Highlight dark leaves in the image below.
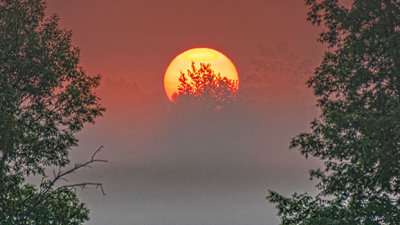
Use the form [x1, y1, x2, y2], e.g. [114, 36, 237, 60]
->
[0, 0, 104, 224]
[172, 62, 239, 111]
[270, 0, 400, 224]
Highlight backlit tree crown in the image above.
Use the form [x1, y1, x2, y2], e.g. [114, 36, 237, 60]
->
[172, 62, 239, 110]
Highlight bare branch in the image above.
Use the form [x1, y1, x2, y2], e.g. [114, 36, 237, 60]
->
[59, 182, 106, 196]
[45, 146, 107, 192]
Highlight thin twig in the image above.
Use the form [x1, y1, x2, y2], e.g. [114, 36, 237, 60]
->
[59, 182, 106, 196]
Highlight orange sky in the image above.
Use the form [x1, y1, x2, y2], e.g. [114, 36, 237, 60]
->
[47, 0, 323, 92]
[45, 1, 325, 224]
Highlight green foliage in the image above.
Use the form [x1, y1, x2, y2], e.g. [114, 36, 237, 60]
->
[0, 0, 104, 223]
[268, 0, 400, 224]
[1, 180, 89, 225]
[172, 62, 239, 110]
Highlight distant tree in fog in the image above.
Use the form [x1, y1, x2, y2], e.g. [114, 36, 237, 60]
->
[242, 42, 314, 105]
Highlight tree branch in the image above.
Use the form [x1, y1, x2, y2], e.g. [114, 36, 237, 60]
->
[59, 182, 106, 196]
[17, 146, 107, 222]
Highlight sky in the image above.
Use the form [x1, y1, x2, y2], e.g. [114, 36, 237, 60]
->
[45, 0, 326, 224]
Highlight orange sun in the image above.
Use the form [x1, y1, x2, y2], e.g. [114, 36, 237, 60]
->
[164, 48, 239, 101]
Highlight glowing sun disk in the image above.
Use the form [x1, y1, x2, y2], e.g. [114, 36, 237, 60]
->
[164, 48, 239, 101]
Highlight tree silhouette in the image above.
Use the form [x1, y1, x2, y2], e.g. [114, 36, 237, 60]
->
[268, 0, 400, 224]
[172, 62, 239, 110]
[0, 0, 105, 223]
[243, 43, 314, 106]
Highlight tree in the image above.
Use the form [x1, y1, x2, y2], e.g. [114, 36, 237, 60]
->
[244, 43, 313, 104]
[0, 0, 105, 223]
[172, 62, 239, 110]
[267, 0, 400, 224]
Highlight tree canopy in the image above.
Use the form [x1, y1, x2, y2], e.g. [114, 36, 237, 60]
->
[172, 62, 239, 110]
[268, 0, 400, 224]
[0, 0, 104, 223]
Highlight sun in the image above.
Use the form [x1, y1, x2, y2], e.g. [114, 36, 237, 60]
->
[164, 48, 239, 101]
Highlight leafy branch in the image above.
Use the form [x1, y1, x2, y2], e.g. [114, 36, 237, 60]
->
[17, 146, 107, 222]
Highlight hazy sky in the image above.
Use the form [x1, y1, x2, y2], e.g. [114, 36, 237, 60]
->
[45, 1, 326, 224]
